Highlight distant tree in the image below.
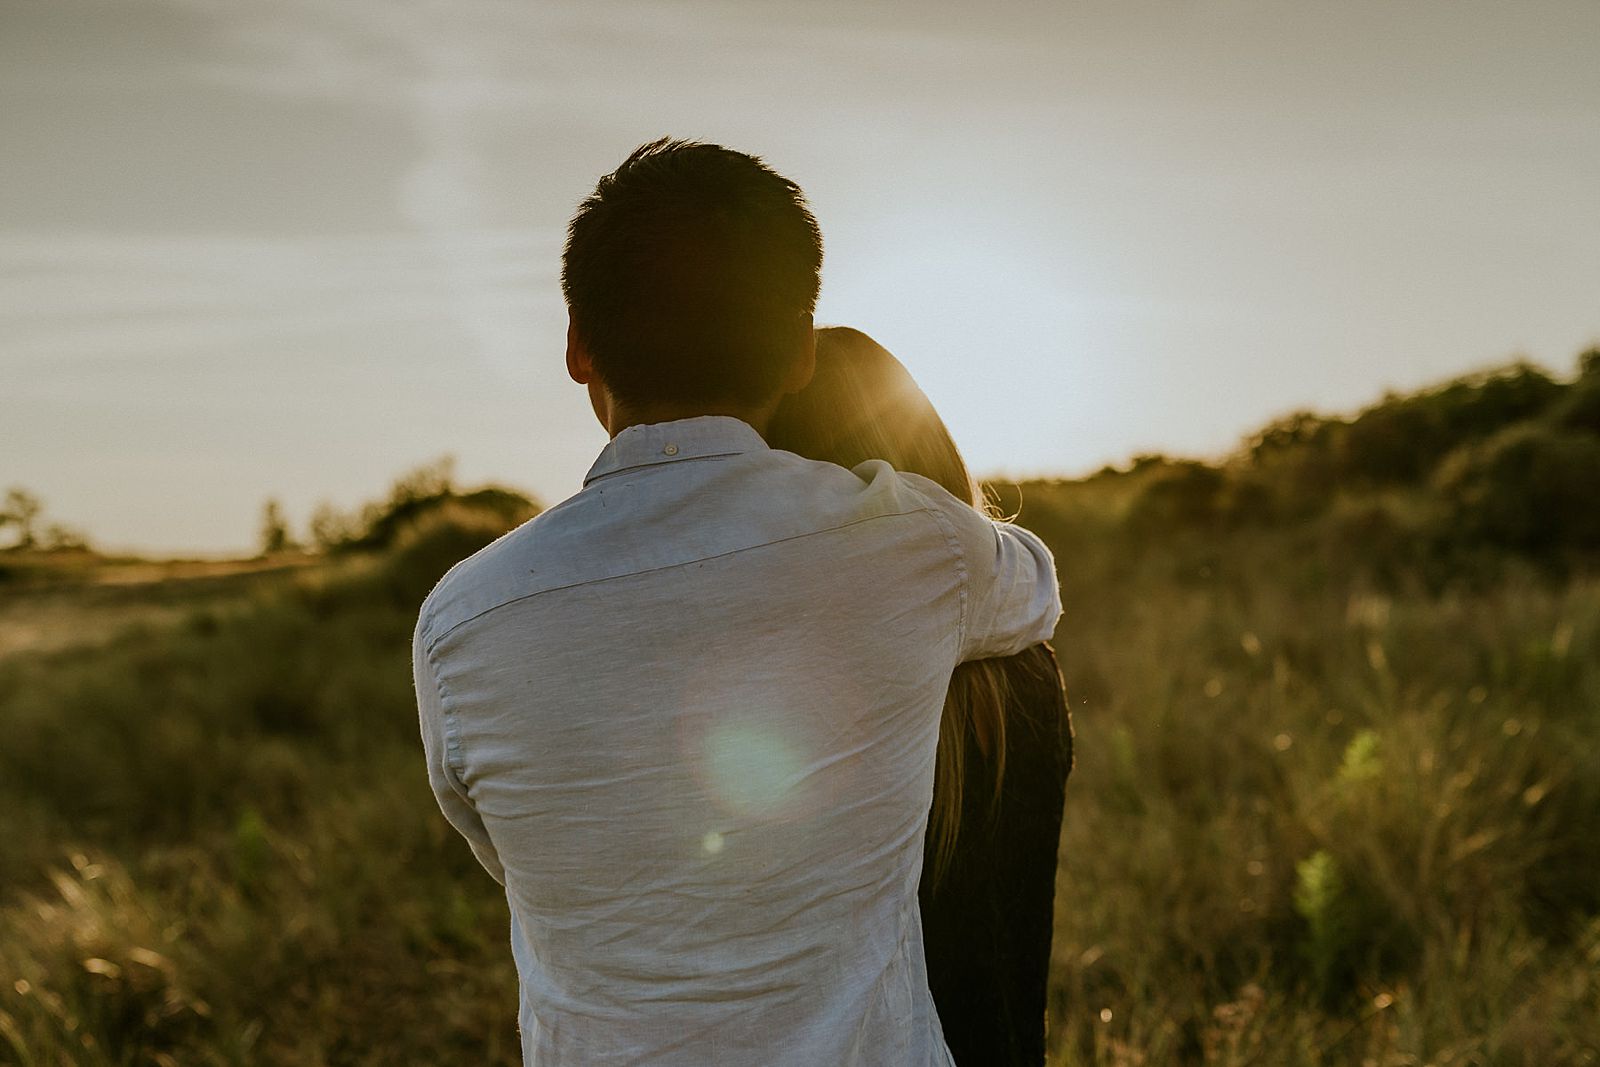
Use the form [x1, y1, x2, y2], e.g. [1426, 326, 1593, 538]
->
[1338, 393, 1443, 485]
[1433, 362, 1562, 439]
[386, 456, 456, 506]
[1245, 410, 1345, 519]
[1337, 364, 1564, 486]
[1553, 347, 1600, 436]
[259, 498, 296, 555]
[42, 523, 89, 551]
[1124, 461, 1227, 534]
[309, 502, 359, 553]
[1247, 410, 1337, 459]
[306, 460, 536, 556]
[348, 457, 463, 551]
[0, 488, 44, 550]
[1435, 424, 1600, 554]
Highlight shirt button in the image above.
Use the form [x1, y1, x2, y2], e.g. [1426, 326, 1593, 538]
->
[662, 444, 679, 456]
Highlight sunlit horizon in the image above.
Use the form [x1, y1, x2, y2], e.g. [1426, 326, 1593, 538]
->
[5, 0, 1598, 556]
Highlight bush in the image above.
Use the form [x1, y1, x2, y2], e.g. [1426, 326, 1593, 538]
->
[1123, 461, 1227, 534]
[368, 502, 523, 608]
[1435, 424, 1600, 555]
[310, 458, 538, 555]
[1337, 364, 1564, 487]
[1338, 397, 1440, 485]
[1552, 347, 1600, 436]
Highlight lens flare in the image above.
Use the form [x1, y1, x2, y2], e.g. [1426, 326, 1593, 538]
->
[702, 721, 804, 818]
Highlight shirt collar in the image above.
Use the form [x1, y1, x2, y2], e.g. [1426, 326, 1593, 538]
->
[583, 415, 770, 486]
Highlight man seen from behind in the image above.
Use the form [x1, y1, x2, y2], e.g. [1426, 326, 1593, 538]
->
[413, 138, 1062, 1066]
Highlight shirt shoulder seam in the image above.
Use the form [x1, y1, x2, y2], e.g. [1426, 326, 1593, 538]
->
[417, 608, 470, 780]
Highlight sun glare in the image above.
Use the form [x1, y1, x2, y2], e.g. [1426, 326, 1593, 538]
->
[701, 720, 806, 819]
[817, 210, 1100, 475]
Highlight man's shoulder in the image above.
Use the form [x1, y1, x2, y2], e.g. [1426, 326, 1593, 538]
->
[851, 463, 975, 518]
[414, 502, 570, 648]
[738, 452, 975, 548]
[415, 452, 966, 648]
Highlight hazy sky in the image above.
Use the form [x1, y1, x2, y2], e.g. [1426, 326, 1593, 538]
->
[5, 0, 1598, 554]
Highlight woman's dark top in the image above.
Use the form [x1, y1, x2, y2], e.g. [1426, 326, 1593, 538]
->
[918, 643, 1073, 1067]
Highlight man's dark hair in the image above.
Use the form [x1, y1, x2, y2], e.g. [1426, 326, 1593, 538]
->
[561, 138, 823, 408]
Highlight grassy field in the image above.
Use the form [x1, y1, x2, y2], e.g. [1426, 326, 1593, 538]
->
[3, 358, 1598, 1064]
[1024, 483, 1600, 1065]
[1, 502, 1595, 1066]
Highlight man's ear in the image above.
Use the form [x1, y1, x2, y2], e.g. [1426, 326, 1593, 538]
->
[568, 315, 615, 434]
[566, 316, 596, 385]
[781, 316, 816, 396]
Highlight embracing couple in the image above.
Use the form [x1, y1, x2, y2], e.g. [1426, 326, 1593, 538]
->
[413, 139, 1072, 1066]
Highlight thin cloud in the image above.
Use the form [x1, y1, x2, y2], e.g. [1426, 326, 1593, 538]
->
[1, 231, 554, 370]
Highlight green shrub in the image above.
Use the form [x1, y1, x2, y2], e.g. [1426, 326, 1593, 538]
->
[1123, 461, 1227, 534]
[1435, 424, 1600, 554]
[1552, 347, 1600, 435]
[310, 456, 538, 556]
[1335, 364, 1565, 489]
[1293, 849, 1350, 999]
[318, 500, 529, 613]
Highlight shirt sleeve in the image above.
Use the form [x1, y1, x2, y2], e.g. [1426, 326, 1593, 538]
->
[414, 613, 506, 886]
[899, 473, 1062, 662]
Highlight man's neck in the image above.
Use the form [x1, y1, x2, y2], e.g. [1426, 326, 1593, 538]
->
[604, 399, 777, 440]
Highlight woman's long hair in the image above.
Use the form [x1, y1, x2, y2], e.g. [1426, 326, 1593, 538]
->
[767, 326, 1011, 885]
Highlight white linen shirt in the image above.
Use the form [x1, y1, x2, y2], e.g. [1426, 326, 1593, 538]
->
[414, 416, 1061, 1066]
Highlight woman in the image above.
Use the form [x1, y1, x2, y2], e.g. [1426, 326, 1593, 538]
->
[767, 326, 1074, 1066]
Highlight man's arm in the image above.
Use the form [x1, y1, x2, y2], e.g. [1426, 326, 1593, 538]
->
[414, 616, 506, 886]
[900, 473, 1062, 662]
[959, 513, 1061, 661]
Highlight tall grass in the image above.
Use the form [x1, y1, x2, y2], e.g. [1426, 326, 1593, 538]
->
[1, 489, 1596, 1064]
[1041, 494, 1600, 1066]
[0, 510, 523, 1066]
